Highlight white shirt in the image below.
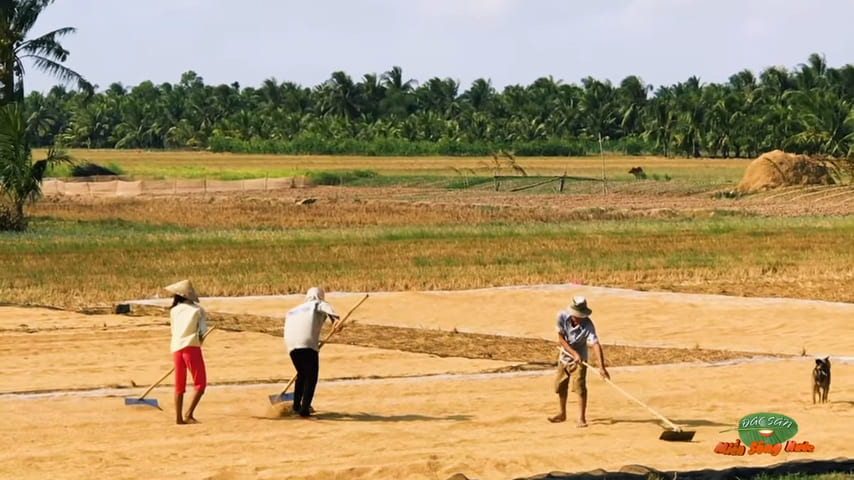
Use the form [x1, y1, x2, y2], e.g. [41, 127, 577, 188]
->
[284, 300, 338, 352]
[170, 301, 207, 352]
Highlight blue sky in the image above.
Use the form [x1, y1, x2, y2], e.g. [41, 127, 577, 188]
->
[26, 0, 854, 94]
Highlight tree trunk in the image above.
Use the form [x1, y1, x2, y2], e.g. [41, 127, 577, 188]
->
[0, 54, 15, 106]
[12, 198, 26, 230]
[0, 200, 27, 231]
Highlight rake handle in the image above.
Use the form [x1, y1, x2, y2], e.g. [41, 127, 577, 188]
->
[581, 360, 681, 431]
[278, 294, 369, 397]
[136, 326, 217, 400]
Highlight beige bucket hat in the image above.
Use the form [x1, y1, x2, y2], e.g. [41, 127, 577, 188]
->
[567, 295, 592, 318]
[164, 279, 200, 303]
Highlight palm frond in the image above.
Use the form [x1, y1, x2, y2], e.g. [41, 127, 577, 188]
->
[17, 28, 76, 61]
[10, 0, 56, 39]
[23, 55, 90, 91]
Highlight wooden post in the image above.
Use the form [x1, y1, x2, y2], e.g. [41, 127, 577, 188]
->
[559, 170, 566, 193]
[598, 133, 608, 195]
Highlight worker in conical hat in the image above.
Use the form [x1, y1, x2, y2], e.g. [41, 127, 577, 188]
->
[164, 279, 207, 425]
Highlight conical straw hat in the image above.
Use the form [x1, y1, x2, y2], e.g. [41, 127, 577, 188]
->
[164, 279, 200, 303]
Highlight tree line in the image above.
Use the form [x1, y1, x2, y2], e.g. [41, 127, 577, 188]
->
[23, 54, 854, 158]
[3, 0, 854, 230]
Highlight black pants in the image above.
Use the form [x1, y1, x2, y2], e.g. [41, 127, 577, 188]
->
[289, 348, 319, 417]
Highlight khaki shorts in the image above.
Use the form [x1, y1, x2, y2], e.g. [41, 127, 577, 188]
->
[554, 361, 587, 397]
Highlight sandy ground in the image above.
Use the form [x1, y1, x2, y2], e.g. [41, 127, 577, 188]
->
[1, 284, 853, 480]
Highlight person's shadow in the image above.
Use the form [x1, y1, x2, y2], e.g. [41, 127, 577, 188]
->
[317, 411, 472, 422]
[255, 411, 472, 422]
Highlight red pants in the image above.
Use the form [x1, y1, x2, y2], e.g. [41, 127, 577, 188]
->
[173, 346, 206, 394]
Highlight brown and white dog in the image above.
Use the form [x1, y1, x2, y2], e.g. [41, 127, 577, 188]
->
[812, 357, 831, 404]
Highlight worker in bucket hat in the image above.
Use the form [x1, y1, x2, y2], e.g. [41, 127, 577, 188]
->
[548, 295, 609, 427]
[283, 287, 340, 418]
[164, 279, 208, 425]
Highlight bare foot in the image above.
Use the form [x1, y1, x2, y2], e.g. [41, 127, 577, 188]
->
[576, 421, 588, 428]
[183, 416, 200, 424]
[176, 419, 186, 425]
[548, 414, 566, 423]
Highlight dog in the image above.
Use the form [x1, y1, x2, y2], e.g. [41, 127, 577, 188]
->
[628, 166, 646, 179]
[812, 357, 831, 404]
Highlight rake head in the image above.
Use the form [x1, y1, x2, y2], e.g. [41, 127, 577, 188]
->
[124, 397, 160, 408]
[659, 429, 696, 442]
[268, 392, 294, 405]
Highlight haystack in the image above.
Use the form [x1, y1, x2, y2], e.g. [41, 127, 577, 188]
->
[736, 150, 835, 192]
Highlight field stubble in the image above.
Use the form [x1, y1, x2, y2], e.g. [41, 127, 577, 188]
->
[7, 181, 854, 310]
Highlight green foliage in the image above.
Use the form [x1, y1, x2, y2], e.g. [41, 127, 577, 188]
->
[0, 0, 91, 105]
[19, 54, 854, 159]
[44, 162, 74, 178]
[612, 136, 653, 155]
[0, 103, 69, 230]
[512, 140, 589, 156]
[70, 162, 119, 177]
[307, 169, 378, 186]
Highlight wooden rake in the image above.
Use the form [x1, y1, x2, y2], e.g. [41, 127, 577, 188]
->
[124, 326, 217, 409]
[580, 359, 696, 441]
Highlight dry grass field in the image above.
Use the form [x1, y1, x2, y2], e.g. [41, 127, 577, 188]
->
[38, 148, 752, 181]
[2, 152, 854, 480]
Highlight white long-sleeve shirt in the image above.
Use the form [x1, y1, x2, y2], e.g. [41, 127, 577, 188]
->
[170, 301, 207, 352]
[284, 300, 338, 352]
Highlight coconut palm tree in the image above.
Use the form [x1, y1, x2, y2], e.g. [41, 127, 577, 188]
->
[415, 77, 459, 118]
[316, 71, 362, 119]
[617, 75, 652, 136]
[380, 66, 416, 118]
[460, 78, 496, 114]
[0, 102, 68, 229]
[0, 0, 91, 105]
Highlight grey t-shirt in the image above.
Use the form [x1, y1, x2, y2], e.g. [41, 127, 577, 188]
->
[284, 300, 338, 352]
[556, 311, 599, 365]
